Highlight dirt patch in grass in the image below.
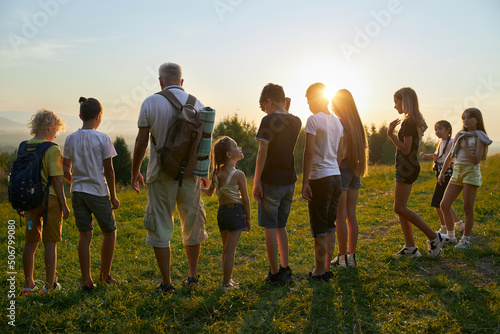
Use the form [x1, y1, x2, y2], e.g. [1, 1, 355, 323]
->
[361, 219, 400, 241]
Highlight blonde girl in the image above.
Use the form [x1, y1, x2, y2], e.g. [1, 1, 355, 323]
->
[201, 136, 251, 290]
[387, 87, 448, 259]
[439, 108, 492, 248]
[330, 89, 368, 268]
[420, 121, 463, 238]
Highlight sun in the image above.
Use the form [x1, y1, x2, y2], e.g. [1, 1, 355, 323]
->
[284, 58, 369, 122]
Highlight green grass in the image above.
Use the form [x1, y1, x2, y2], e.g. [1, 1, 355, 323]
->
[1, 156, 499, 333]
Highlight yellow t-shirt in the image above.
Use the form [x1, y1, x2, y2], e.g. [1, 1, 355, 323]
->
[26, 139, 64, 197]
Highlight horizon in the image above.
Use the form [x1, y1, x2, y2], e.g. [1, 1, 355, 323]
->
[1, 1, 499, 148]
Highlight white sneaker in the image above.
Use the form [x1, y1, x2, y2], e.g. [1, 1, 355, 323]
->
[455, 220, 465, 232]
[455, 238, 470, 248]
[394, 247, 422, 258]
[435, 226, 447, 234]
[427, 233, 449, 259]
[347, 253, 357, 268]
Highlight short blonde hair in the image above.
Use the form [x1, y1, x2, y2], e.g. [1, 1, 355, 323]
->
[28, 109, 66, 136]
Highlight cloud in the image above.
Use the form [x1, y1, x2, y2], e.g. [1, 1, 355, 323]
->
[0, 39, 79, 65]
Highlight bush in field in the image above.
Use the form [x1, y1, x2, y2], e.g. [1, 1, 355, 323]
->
[212, 114, 258, 176]
[113, 136, 132, 186]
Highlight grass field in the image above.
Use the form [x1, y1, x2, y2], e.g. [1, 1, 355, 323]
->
[1, 157, 499, 333]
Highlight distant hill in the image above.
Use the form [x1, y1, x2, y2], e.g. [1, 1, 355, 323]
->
[0, 112, 139, 153]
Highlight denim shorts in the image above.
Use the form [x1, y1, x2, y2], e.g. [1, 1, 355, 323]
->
[257, 182, 295, 229]
[340, 161, 361, 191]
[72, 192, 116, 233]
[217, 203, 246, 232]
[308, 175, 342, 238]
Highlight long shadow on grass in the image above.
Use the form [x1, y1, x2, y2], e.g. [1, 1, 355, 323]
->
[423, 257, 500, 332]
[304, 270, 382, 334]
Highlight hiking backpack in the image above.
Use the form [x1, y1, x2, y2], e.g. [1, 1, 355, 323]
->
[8, 141, 56, 219]
[154, 89, 203, 186]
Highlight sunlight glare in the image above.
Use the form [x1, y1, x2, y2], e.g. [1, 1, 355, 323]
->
[284, 58, 369, 123]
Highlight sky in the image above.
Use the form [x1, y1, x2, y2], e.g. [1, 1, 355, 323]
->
[0, 0, 499, 150]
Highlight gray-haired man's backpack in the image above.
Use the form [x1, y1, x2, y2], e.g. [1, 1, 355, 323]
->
[154, 89, 203, 186]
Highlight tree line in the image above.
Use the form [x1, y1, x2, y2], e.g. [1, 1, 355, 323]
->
[0, 115, 436, 192]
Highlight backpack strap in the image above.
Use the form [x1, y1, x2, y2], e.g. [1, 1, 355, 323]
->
[155, 89, 198, 113]
[28, 141, 57, 227]
[152, 90, 198, 147]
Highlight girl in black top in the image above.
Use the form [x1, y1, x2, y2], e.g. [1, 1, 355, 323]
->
[387, 87, 449, 259]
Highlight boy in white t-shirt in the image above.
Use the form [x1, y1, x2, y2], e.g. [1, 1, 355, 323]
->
[302, 83, 343, 281]
[63, 97, 120, 291]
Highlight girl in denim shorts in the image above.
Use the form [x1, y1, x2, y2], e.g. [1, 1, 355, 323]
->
[201, 136, 251, 290]
[330, 89, 368, 268]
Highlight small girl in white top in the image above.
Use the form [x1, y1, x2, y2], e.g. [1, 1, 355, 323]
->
[420, 120, 463, 239]
[201, 136, 251, 290]
[439, 108, 492, 248]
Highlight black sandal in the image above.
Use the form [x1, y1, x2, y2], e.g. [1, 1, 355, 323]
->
[155, 283, 175, 295]
[183, 275, 199, 287]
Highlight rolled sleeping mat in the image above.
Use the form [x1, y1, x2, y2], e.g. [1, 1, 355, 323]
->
[192, 106, 216, 177]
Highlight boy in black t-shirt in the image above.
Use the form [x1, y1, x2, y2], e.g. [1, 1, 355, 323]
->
[253, 83, 301, 286]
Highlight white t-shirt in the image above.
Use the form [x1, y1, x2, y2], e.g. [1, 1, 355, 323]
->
[138, 85, 204, 183]
[435, 138, 454, 163]
[304, 112, 343, 180]
[63, 129, 117, 196]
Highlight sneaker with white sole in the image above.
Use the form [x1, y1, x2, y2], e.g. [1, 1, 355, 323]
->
[455, 238, 470, 248]
[331, 254, 348, 268]
[39, 282, 61, 294]
[347, 253, 357, 268]
[455, 220, 465, 232]
[427, 233, 449, 259]
[394, 247, 422, 258]
[21, 285, 36, 296]
[435, 226, 447, 234]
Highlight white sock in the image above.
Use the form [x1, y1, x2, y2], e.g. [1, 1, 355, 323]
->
[447, 230, 455, 239]
[405, 246, 417, 250]
[462, 235, 470, 241]
[455, 220, 463, 225]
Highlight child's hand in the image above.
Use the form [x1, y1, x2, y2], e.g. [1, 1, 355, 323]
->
[419, 152, 425, 158]
[62, 204, 70, 220]
[302, 183, 313, 202]
[252, 183, 263, 203]
[387, 119, 401, 135]
[245, 220, 251, 232]
[111, 197, 120, 210]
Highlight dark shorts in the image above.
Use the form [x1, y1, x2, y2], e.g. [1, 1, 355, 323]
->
[431, 175, 451, 208]
[257, 182, 295, 229]
[395, 160, 420, 184]
[72, 192, 116, 233]
[217, 203, 246, 232]
[308, 175, 342, 238]
[340, 161, 362, 191]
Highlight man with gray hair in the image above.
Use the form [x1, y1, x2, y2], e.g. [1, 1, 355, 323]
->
[131, 62, 208, 294]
